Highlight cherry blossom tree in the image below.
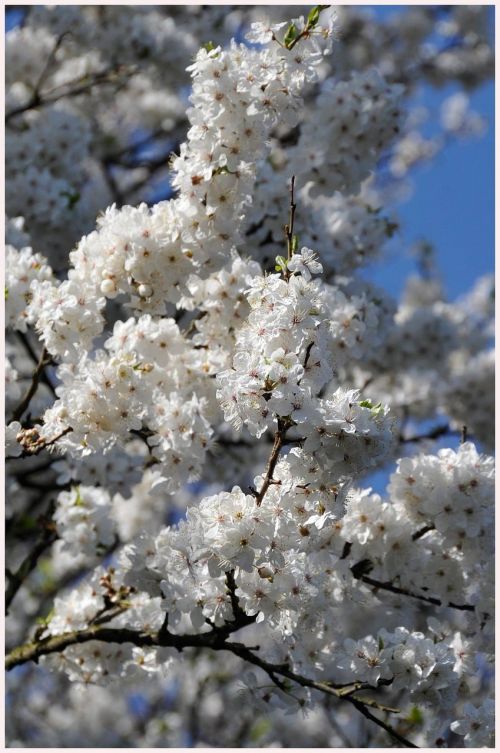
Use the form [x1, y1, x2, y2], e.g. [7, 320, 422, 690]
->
[5, 5, 494, 748]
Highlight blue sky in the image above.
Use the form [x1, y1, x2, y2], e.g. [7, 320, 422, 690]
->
[364, 5, 495, 302]
[367, 77, 494, 302]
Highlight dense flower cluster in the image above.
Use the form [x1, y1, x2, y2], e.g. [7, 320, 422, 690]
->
[5, 5, 494, 750]
[217, 270, 333, 436]
[54, 485, 116, 565]
[295, 69, 404, 197]
[6, 243, 54, 332]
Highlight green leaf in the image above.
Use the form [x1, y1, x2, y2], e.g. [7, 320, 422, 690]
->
[291, 234, 299, 254]
[212, 165, 235, 177]
[284, 22, 299, 49]
[359, 399, 373, 409]
[16, 515, 38, 532]
[407, 706, 424, 725]
[378, 635, 384, 651]
[203, 41, 215, 52]
[36, 607, 55, 626]
[73, 486, 84, 507]
[307, 6, 321, 27]
[275, 255, 288, 274]
[359, 399, 384, 416]
[5, 286, 8, 300]
[249, 718, 272, 742]
[307, 5, 330, 27]
[60, 190, 81, 209]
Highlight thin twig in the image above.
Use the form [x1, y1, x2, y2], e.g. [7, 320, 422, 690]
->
[255, 418, 289, 507]
[34, 31, 72, 96]
[10, 347, 52, 423]
[6, 66, 133, 122]
[225, 570, 248, 623]
[5, 501, 58, 612]
[6, 426, 73, 460]
[399, 424, 458, 443]
[16, 332, 56, 396]
[412, 524, 435, 541]
[356, 572, 474, 612]
[349, 697, 418, 748]
[284, 175, 297, 264]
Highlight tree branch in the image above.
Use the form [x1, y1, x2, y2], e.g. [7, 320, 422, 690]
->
[285, 174, 297, 263]
[412, 524, 435, 541]
[6, 65, 134, 123]
[16, 331, 56, 397]
[10, 346, 53, 423]
[399, 423, 461, 443]
[5, 501, 57, 612]
[356, 572, 474, 612]
[255, 418, 289, 506]
[349, 696, 418, 748]
[5, 623, 417, 747]
[6, 426, 73, 460]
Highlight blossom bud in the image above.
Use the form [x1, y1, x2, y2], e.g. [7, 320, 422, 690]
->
[138, 283, 153, 298]
[100, 278, 117, 296]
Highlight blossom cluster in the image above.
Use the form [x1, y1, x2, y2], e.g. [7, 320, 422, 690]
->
[5, 6, 494, 750]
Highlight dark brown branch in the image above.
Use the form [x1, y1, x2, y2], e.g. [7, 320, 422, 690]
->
[302, 340, 314, 371]
[6, 426, 73, 460]
[10, 347, 53, 423]
[412, 524, 435, 541]
[6, 66, 133, 123]
[214, 436, 255, 450]
[16, 331, 56, 396]
[105, 127, 167, 162]
[222, 643, 416, 747]
[255, 418, 289, 506]
[101, 160, 125, 206]
[284, 175, 297, 264]
[5, 31, 71, 125]
[5, 623, 417, 747]
[5, 617, 249, 671]
[34, 31, 72, 96]
[349, 696, 418, 748]
[399, 424, 461, 443]
[5, 501, 57, 612]
[224, 569, 252, 627]
[356, 572, 474, 612]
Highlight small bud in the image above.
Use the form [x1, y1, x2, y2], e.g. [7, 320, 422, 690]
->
[138, 283, 153, 298]
[100, 278, 117, 296]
